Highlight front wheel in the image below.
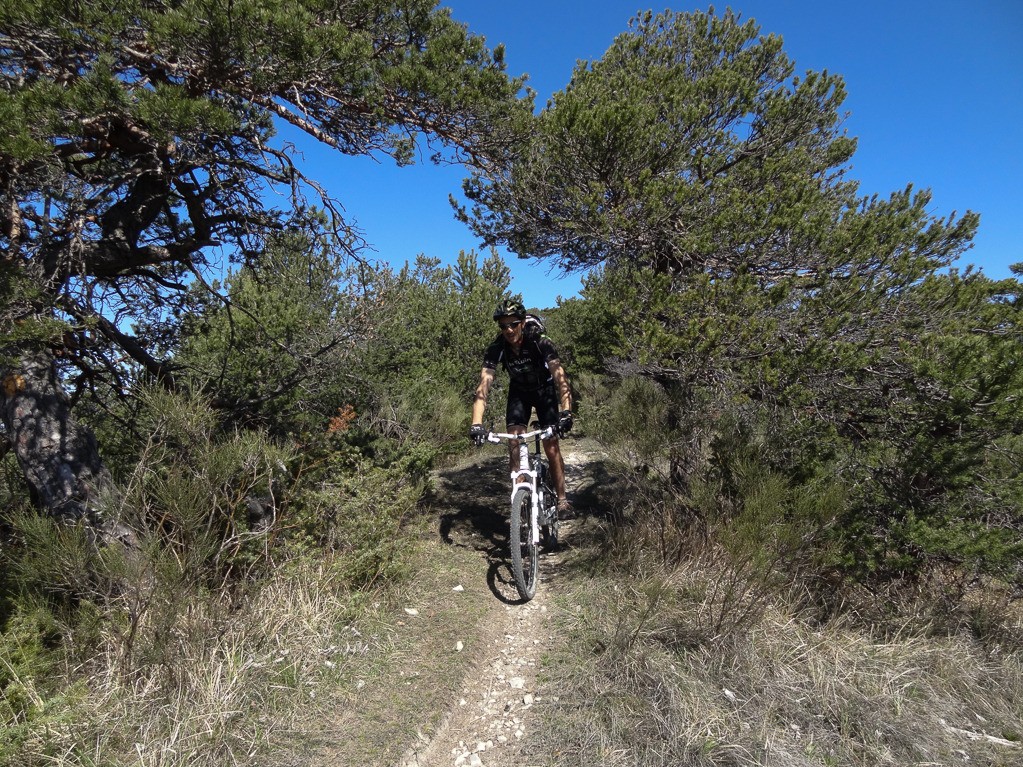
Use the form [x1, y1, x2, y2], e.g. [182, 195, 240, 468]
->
[510, 486, 538, 601]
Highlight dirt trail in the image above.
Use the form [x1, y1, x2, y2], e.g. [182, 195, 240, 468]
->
[396, 441, 603, 767]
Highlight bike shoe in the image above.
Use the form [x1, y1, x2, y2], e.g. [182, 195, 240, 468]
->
[557, 497, 577, 520]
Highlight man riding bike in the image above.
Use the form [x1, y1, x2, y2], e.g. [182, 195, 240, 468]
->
[470, 300, 575, 516]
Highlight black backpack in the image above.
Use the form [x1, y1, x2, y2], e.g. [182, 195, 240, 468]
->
[522, 312, 546, 337]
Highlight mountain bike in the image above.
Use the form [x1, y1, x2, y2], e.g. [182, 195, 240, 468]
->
[483, 423, 560, 601]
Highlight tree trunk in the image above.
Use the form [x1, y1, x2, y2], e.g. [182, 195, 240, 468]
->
[1, 349, 113, 526]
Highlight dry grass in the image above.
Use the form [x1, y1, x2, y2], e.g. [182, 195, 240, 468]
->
[7, 437, 1021, 766]
[116, 565, 370, 765]
[6, 558, 395, 767]
[517, 436, 1023, 765]
[528, 559, 1023, 767]
[5, 533, 494, 767]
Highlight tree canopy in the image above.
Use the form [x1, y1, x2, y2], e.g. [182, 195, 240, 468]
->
[0, 0, 531, 523]
[458, 8, 858, 278]
[460, 8, 1021, 584]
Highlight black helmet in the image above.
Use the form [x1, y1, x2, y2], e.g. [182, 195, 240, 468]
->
[492, 299, 526, 322]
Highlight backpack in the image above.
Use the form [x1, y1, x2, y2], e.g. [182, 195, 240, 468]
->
[522, 312, 547, 337]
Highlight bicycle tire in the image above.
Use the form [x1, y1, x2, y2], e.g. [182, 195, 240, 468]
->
[539, 476, 559, 550]
[510, 486, 538, 601]
[536, 462, 560, 552]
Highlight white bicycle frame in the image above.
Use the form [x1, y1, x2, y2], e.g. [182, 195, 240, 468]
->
[487, 425, 558, 545]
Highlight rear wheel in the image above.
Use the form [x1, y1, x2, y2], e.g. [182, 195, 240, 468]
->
[536, 463, 558, 549]
[510, 486, 538, 601]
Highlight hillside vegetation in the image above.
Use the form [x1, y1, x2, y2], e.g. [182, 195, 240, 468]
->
[2, 4, 1021, 765]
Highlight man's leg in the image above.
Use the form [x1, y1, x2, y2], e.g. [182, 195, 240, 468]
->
[542, 437, 567, 500]
[505, 385, 529, 479]
[536, 382, 569, 504]
[508, 424, 527, 480]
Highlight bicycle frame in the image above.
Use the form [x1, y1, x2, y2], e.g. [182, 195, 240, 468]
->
[487, 425, 557, 545]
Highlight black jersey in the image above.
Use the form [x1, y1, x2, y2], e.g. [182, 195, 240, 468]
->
[483, 326, 560, 390]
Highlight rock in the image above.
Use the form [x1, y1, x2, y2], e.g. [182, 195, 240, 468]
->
[456, 641, 464, 652]
[404, 608, 419, 616]
[509, 677, 526, 689]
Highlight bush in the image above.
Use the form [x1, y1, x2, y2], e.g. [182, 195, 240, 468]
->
[0, 605, 92, 767]
[590, 380, 848, 631]
[285, 418, 431, 585]
[119, 387, 295, 582]
[0, 383, 434, 765]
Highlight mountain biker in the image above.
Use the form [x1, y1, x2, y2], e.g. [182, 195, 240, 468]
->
[470, 299, 574, 516]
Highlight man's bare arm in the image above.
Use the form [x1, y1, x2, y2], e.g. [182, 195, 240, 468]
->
[549, 360, 572, 412]
[472, 367, 495, 424]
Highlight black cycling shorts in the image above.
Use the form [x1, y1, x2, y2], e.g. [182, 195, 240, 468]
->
[506, 381, 559, 429]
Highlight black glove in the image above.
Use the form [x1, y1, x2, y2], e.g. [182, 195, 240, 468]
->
[557, 410, 573, 437]
[469, 424, 486, 446]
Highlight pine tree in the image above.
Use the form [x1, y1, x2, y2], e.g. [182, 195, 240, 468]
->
[459, 8, 1022, 582]
[0, 0, 531, 529]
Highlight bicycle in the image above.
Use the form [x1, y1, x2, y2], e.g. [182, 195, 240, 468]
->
[483, 423, 560, 601]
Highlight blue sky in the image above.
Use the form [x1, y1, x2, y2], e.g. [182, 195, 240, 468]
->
[289, 1, 1023, 310]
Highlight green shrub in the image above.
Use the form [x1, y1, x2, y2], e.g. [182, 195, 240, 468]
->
[116, 387, 295, 578]
[591, 383, 848, 633]
[0, 606, 91, 767]
[4, 510, 98, 605]
[285, 423, 430, 587]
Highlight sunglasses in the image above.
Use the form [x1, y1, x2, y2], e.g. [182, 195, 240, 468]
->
[499, 320, 523, 331]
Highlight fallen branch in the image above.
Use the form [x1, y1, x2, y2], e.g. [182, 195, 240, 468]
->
[941, 719, 1021, 749]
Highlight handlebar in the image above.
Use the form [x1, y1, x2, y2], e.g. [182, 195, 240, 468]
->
[486, 426, 558, 443]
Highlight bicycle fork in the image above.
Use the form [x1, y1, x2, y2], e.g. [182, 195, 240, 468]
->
[510, 445, 542, 546]
[509, 474, 541, 545]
